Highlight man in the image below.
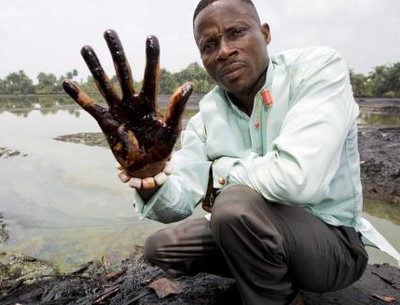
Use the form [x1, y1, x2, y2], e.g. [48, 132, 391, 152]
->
[63, 0, 400, 304]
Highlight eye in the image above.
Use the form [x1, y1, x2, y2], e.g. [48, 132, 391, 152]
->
[202, 40, 218, 54]
[228, 27, 245, 39]
[233, 28, 243, 35]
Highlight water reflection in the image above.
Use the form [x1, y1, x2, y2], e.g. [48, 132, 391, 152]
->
[0, 98, 399, 270]
[1, 96, 84, 118]
[358, 113, 400, 127]
[5, 107, 82, 118]
[364, 198, 400, 226]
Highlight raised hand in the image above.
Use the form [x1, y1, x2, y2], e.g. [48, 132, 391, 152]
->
[62, 30, 194, 177]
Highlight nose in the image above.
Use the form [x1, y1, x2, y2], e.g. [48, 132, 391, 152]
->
[216, 37, 236, 61]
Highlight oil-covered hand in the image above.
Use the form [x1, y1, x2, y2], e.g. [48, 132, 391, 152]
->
[63, 30, 194, 177]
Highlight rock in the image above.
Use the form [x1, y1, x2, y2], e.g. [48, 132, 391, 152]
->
[54, 133, 109, 148]
[0, 147, 26, 158]
[0, 213, 9, 244]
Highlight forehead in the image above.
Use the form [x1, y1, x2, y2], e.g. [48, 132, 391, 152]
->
[194, 0, 259, 40]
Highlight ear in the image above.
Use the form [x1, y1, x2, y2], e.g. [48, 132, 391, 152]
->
[261, 23, 271, 45]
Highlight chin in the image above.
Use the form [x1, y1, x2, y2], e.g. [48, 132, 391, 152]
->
[223, 81, 251, 95]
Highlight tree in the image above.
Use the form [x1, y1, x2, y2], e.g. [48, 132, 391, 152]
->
[367, 63, 400, 98]
[349, 69, 372, 97]
[173, 62, 214, 93]
[1, 70, 34, 95]
[369, 65, 389, 97]
[65, 69, 78, 80]
[159, 68, 177, 93]
[0, 79, 5, 94]
[36, 72, 58, 94]
[80, 75, 98, 95]
[383, 62, 400, 97]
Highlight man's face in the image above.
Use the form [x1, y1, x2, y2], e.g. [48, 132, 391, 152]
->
[194, 0, 270, 96]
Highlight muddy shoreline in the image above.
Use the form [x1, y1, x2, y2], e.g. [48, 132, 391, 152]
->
[1, 246, 400, 305]
[357, 99, 400, 204]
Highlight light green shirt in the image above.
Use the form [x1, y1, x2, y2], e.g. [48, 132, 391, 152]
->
[133, 46, 400, 264]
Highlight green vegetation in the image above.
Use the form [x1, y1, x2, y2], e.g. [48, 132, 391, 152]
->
[349, 63, 400, 98]
[0, 62, 214, 97]
[0, 61, 399, 98]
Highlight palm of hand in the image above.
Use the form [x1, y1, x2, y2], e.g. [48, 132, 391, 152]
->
[63, 30, 194, 176]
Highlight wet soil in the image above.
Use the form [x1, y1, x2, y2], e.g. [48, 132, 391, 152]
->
[359, 126, 400, 204]
[358, 99, 400, 204]
[1, 246, 399, 305]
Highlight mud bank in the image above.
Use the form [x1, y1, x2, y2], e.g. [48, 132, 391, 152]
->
[359, 126, 400, 204]
[1, 246, 399, 305]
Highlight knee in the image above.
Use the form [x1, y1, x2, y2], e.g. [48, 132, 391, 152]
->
[211, 199, 239, 232]
[211, 190, 238, 228]
[210, 186, 256, 238]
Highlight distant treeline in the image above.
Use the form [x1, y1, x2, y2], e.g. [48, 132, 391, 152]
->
[0, 62, 214, 97]
[0, 61, 399, 98]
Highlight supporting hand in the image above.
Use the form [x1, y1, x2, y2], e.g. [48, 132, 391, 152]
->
[63, 30, 194, 177]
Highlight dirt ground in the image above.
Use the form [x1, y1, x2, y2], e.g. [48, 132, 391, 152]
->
[1, 246, 400, 305]
[357, 100, 400, 205]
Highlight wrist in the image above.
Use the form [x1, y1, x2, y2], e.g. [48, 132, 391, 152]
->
[129, 161, 167, 178]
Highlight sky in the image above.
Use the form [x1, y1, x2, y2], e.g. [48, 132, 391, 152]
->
[1, 0, 399, 83]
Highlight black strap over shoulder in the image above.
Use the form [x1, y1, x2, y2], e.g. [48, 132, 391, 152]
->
[202, 165, 217, 212]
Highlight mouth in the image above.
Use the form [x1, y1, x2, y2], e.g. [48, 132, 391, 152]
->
[219, 61, 246, 80]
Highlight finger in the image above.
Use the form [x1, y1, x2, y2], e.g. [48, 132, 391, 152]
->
[104, 29, 135, 98]
[116, 125, 141, 174]
[81, 45, 120, 105]
[165, 82, 194, 128]
[129, 178, 142, 189]
[118, 170, 131, 183]
[141, 35, 160, 109]
[63, 80, 122, 139]
[142, 177, 156, 189]
[62, 80, 108, 119]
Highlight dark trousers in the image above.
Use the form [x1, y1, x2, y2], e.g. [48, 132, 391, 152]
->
[145, 186, 368, 305]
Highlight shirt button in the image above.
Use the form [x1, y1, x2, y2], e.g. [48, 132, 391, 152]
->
[218, 177, 226, 185]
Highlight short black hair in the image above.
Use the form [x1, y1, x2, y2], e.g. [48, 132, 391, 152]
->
[193, 0, 258, 24]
